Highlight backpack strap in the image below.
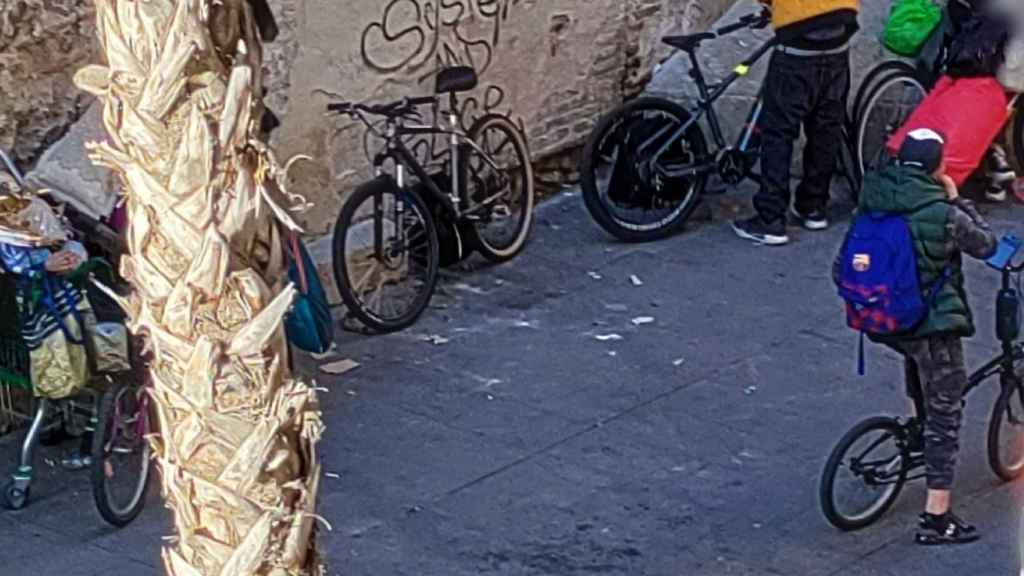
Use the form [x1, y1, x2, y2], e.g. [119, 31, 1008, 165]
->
[858, 331, 866, 376]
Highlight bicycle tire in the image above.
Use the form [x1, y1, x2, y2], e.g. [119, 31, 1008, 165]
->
[332, 177, 440, 334]
[855, 69, 929, 180]
[987, 379, 1024, 482]
[580, 97, 708, 243]
[463, 114, 536, 263]
[91, 380, 152, 527]
[820, 416, 908, 531]
[852, 60, 921, 125]
[1005, 105, 1024, 174]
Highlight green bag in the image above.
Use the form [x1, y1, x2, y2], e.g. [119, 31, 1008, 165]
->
[883, 0, 942, 57]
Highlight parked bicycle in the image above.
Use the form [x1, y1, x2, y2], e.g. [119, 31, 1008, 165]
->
[579, 9, 859, 243]
[819, 236, 1024, 531]
[326, 66, 535, 333]
[0, 150, 153, 528]
[853, 21, 1024, 180]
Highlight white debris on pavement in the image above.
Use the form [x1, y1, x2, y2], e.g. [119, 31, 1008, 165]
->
[630, 275, 644, 287]
[319, 359, 361, 375]
[594, 334, 624, 342]
[631, 316, 655, 326]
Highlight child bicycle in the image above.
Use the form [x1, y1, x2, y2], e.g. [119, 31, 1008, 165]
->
[325, 66, 535, 333]
[820, 235, 1024, 531]
[579, 8, 859, 243]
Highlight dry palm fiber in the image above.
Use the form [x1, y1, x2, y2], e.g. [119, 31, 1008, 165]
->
[75, 0, 325, 574]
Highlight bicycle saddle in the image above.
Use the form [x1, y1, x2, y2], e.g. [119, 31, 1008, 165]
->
[662, 32, 715, 52]
[436, 66, 479, 95]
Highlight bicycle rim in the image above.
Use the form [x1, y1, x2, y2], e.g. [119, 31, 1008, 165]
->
[857, 73, 927, 177]
[337, 183, 438, 330]
[990, 383, 1024, 480]
[823, 419, 906, 529]
[95, 384, 151, 523]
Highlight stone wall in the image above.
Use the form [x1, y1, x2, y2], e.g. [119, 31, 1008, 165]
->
[0, 0, 737, 235]
[0, 0, 97, 169]
[273, 0, 737, 234]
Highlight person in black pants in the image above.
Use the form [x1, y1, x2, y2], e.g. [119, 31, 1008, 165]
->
[732, 1, 859, 246]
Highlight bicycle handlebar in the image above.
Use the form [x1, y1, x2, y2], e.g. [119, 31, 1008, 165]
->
[716, 8, 771, 36]
[326, 96, 436, 118]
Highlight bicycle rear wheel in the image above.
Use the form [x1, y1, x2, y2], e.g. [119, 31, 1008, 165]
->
[580, 97, 708, 243]
[91, 381, 152, 527]
[856, 69, 928, 179]
[463, 114, 535, 262]
[988, 379, 1024, 481]
[820, 417, 909, 531]
[332, 177, 440, 333]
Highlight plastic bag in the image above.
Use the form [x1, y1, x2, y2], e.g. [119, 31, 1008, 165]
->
[887, 76, 1011, 186]
[82, 302, 130, 373]
[0, 196, 68, 247]
[883, 0, 942, 57]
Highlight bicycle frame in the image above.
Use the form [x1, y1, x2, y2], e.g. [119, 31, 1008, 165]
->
[646, 37, 779, 180]
[372, 108, 504, 221]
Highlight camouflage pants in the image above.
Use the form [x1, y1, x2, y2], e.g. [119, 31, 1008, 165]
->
[899, 336, 967, 491]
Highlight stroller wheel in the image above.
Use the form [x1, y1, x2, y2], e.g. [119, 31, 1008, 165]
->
[1, 479, 29, 510]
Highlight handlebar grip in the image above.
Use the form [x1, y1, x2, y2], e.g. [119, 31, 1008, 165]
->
[326, 102, 352, 113]
[407, 96, 437, 107]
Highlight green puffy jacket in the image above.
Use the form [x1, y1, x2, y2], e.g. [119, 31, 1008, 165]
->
[858, 164, 973, 338]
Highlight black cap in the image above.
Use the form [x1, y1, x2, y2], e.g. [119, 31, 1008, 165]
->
[898, 128, 945, 173]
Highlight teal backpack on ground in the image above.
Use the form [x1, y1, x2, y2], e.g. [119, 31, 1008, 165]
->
[883, 0, 942, 57]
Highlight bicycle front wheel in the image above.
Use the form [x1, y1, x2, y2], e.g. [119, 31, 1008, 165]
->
[580, 97, 708, 243]
[820, 417, 908, 531]
[988, 380, 1024, 481]
[856, 69, 928, 179]
[332, 177, 440, 334]
[463, 114, 535, 262]
[91, 381, 152, 527]
[851, 61, 922, 128]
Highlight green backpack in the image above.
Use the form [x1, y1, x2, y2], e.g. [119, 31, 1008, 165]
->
[883, 0, 942, 57]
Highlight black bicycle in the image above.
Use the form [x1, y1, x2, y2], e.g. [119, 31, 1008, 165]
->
[580, 9, 858, 243]
[326, 66, 534, 333]
[820, 239, 1024, 531]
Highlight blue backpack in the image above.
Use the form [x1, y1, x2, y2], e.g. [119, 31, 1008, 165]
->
[834, 206, 949, 373]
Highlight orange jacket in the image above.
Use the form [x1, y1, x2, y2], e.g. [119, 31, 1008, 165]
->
[768, 0, 859, 31]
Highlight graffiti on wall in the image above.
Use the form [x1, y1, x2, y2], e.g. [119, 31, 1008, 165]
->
[359, 0, 526, 167]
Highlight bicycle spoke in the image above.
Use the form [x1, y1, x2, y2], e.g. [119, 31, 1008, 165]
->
[349, 258, 381, 294]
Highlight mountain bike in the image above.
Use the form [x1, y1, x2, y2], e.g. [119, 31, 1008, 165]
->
[326, 66, 534, 333]
[579, 9, 859, 243]
[820, 238, 1024, 531]
[854, 19, 1024, 180]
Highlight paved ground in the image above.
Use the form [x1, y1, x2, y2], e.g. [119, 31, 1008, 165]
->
[2, 180, 1023, 575]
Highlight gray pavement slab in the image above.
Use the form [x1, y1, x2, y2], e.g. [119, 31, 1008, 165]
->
[3, 184, 1024, 575]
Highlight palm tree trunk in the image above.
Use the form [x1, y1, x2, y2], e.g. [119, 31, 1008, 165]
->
[75, 1, 325, 574]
